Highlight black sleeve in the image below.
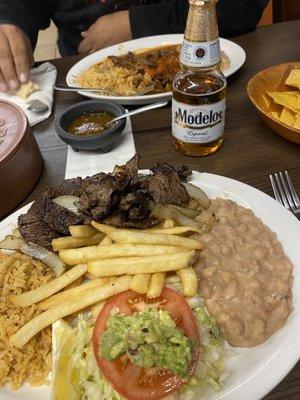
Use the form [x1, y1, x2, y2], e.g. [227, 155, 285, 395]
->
[0, 0, 56, 48]
[129, 0, 269, 39]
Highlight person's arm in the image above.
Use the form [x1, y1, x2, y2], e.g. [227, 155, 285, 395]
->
[0, 0, 55, 91]
[129, 0, 269, 39]
[0, 0, 54, 48]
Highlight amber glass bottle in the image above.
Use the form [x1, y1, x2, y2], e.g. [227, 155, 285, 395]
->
[172, 0, 227, 157]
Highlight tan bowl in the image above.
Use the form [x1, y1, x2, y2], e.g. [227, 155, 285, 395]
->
[247, 62, 300, 144]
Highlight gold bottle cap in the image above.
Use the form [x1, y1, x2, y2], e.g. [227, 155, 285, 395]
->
[188, 0, 217, 4]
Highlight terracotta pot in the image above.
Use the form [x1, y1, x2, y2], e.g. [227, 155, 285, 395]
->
[0, 100, 43, 218]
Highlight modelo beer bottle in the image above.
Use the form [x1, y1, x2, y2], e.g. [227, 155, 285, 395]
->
[172, 0, 227, 157]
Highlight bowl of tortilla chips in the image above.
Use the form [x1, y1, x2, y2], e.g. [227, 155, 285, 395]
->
[247, 62, 300, 144]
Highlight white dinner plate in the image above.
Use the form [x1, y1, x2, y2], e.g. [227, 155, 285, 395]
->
[66, 35, 246, 105]
[1, 171, 299, 400]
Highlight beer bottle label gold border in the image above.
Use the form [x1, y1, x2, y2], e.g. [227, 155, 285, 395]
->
[172, 98, 226, 143]
[180, 38, 221, 68]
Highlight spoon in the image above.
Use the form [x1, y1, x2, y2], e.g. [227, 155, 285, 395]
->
[104, 101, 169, 129]
[27, 99, 49, 113]
[53, 84, 154, 97]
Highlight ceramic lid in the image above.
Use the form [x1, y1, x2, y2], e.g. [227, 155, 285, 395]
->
[0, 100, 27, 167]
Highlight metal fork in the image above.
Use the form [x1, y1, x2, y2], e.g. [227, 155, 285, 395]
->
[270, 171, 300, 218]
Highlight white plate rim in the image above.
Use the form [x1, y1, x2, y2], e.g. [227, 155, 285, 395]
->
[0, 171, 299, 400]
[66, 35, 246, 105]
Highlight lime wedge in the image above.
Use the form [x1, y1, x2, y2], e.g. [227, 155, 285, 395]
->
[52, 320, 80, 400]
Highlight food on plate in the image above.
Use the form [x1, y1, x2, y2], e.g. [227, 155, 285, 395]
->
[176, 267, 198, 297]
[147, 272, 166, 298]
[11, 264, 87, 307]
[51, 232, 104, 251]
[69, 224, 98, 237]
[195, 198, 293, 347]
[37, 277, 110, 310]
[59, 243, 186, 265]
[76, 45, 230, 96]
[0, 234, 66, 276]
[14, 80, 38, 99]
[130, 273, 151, 294]
[17, 154, 192, 248]
[0, 251, 53, 389]
[10, 275, 132, 349]
[0, 156, 295, 398]
[52, 285, 226, 400]
[67, 112, 115, 136]
[92, 223, 202, 249]
[266, 68, 300, 129]
[87, 250, 197, 277]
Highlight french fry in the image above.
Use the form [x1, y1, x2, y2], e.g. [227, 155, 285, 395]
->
[37, 277, 110, 310]
[148, 226, 202, 235]
[87, 250, 197, 277]
[91, 301, 105, 320]
[147, 272, 165, 298]
[52, 233, 104, 251]
[108, 230, 202, 250]
[10, 275, 131, 349]
[176, 268, 198, 297]
[11, 264, 87, 307]
[130, 273, 151, 294]
[84, 271, 100, 280]
[64, 276, 83, 290]
[91, 221, 116, 235]
[59, 244, 186, 265]
[99, 235, 113, 245]
[69, 225, 98, 238]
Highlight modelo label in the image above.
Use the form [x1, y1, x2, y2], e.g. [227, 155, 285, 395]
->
[180, 38, 221, 68]
[172, 98, 226, 143]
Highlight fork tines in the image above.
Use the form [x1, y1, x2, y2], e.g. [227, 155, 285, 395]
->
[270, 171, 300, 215]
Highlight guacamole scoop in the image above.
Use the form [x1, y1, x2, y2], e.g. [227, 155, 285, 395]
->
[99, 307, 194, 378]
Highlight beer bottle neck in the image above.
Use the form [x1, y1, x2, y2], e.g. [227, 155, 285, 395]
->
[180, 0, 221, 71]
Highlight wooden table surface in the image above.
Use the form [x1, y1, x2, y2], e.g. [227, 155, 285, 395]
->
[5, 20, 300, 399]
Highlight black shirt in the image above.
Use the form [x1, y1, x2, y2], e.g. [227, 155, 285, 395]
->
[0, 0, 269, 56]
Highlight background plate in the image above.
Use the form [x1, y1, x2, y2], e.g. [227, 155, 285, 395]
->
[66, 35, 246, 105]
[1, 172, 299, 399]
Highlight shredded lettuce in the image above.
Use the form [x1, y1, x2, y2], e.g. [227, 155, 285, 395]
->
[69, 315, 123, 400]
[68, 279, 229, 400]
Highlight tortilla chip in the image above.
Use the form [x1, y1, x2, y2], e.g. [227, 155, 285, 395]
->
[267, 91, 300, 112]
[261, 93, 271, 110]
[280, 107, 296, 126]
[285, 69, 300, 89]
[14, 81, 39, 99]
[294, 113, 300, 130]
[270, 110, 281, 120]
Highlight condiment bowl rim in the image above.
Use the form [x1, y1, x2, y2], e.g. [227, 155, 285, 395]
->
[54, 100, 126, 142]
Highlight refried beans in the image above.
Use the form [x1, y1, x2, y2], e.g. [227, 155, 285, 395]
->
[194, 198, 293, 347]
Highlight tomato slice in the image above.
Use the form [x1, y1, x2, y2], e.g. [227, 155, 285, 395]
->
[92, 288, 200, 400]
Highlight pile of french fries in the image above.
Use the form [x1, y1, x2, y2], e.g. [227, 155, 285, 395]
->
[9, 218, 202, 350]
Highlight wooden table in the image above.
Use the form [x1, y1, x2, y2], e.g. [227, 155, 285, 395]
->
[6, 20, 300, 399]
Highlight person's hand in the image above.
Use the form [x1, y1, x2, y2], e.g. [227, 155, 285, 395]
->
[0, 24, 33, 92]
[78, 11, 132, 54]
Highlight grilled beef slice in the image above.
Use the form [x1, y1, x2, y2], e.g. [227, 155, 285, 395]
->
[18, 200, 60, 249]
[147, 163, 189, 205]
[41, 197, 82, 235]
[78, 173, 129, 222]
[44, 177, 83, 198]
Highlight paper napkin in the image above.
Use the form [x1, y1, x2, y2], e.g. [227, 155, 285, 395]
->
[0, 62, 57, 126]
[64, 117, 136, 179]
